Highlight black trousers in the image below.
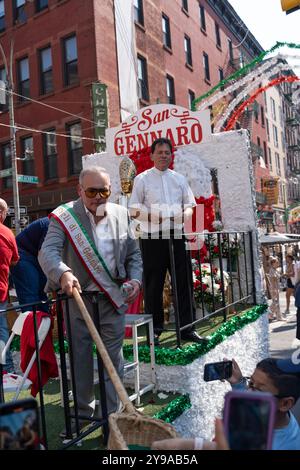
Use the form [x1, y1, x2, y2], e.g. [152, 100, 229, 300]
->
[297, 307, 300, 340]
[140, 237, 195, 334]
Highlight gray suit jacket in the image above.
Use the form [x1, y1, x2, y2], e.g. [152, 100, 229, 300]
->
[38, 199, 143, 300]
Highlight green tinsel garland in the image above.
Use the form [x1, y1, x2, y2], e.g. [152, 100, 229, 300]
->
[13, 305, 267, 366]
[123, 304, 267, 366]
[153, 395, 191, 423]
[10, 306, 266, 426]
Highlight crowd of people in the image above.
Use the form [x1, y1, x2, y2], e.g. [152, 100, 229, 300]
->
[0, 137, 300, 449]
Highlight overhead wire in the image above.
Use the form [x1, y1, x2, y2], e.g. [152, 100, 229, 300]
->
[0, 121, 99, 142]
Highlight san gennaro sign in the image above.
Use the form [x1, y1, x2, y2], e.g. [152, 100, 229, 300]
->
[105, 104, 211, 156]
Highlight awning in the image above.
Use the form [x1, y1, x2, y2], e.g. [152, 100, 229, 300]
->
[259, 232, 300, 244]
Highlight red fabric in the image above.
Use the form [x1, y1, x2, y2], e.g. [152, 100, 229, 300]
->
[0, 224, 19, 302]
[20, 311, 58, 397]
[125, 291, 144, 338]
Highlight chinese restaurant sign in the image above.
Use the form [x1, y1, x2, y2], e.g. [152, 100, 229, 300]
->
[92, 83, 108, 153]
[105, 104, 211, 156]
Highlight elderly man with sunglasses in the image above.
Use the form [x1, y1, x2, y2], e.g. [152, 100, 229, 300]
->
[39, 166, 142, 436]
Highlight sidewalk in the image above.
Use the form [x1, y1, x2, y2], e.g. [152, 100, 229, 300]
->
[269, 290, 300, 422]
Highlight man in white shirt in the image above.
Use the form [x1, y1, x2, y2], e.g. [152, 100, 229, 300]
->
[129, 138, 207, 345]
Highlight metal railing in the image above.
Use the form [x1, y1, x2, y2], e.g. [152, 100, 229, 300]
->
[0, 294, 110, 450]
[162, 231, 256, 347]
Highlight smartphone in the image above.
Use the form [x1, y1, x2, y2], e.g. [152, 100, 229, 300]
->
[203, 360, 233, 381]
[223, 390, 276, 450]
[0, 398, 40, 450]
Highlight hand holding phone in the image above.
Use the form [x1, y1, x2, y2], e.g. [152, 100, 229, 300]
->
[203, 360, 233, 382]
[223, 390, 276, 450]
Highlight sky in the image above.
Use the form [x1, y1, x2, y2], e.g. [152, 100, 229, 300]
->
[228, 0, 300, 51]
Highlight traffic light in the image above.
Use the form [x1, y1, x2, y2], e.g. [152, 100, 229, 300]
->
[281, 0, 300, 14]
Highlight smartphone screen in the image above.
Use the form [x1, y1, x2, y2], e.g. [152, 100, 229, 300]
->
[203, 361, 233, 381]
[0, 398, 40, 450]
[224, 391, 276, 450]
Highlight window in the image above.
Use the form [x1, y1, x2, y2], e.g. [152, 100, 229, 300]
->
[279, 105, 283, 127]
[261, 106, 265, 126]
[184, 35, 192, 67]
[273, 124, 279, 147]
[257, 137, 261, 148]
[67, 122, 83, 175]
[239, 51, 245, 68]
[203, 52, 210, 82]
[215, 22, 221, 48]
[199, 4, 206, 31]
[275, 152, 281, 176]
[266, 119, 270, 141]
[0, 0, 5, 32]
[254, 104, 259, 122]
[40, 47, 53, 95]
[281, 131, 286, 151]
[14, 0, 26, 24]
[219, 68, 224, 90]
[263, 141, 268, 165]
[182, 0, 188, 12]
[0, 67, 7, 112]
[228, 39, 234, 63]
[188, 89, 195, 110]
[268, 148, 272, 171]
[263, 92, 268, 112]
[271, 97, 276, 121]
[1, 143, 12, 189]
[43, 131, 57, 180]
[134, 0, 144, 26]
[63, 35, 78, 86]
[166, 75, 175, 104]
[137, 55, 149, 101]
[18, 57, 30, 101]
[162, 14, 171, 49]
[36, 0, 48, 12]
[21, 136, 34, 177]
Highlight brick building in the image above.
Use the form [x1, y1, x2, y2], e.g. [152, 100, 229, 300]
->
[0, 0, 270, 224]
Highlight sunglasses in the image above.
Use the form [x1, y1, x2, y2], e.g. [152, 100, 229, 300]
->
[83, 187, 111, 199]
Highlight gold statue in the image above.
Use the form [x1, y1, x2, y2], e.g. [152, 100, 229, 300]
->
[119, 156, 137, 196]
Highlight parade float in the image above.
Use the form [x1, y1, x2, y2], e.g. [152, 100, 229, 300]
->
[81, 100, 269, 439]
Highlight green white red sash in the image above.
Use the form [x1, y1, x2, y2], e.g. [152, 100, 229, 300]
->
[50, 203, 124, 309]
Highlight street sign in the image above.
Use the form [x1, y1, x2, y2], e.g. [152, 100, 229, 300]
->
[11, 216, 29, 227]
[17, 174, 39, 184]
[8, 206, 27, 216]
[0, 168, 12, 178]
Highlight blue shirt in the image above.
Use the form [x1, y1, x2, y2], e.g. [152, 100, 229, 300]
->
[273, 412, 300, 450]
[16, 217, 49, 256]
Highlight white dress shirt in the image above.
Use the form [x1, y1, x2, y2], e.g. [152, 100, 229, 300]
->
[129, 167, 196, 234]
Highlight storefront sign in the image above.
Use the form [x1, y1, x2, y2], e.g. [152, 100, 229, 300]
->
[92, 83, 108, 153]
[105, 104, 211, 156]
[261, 178, 279, 205]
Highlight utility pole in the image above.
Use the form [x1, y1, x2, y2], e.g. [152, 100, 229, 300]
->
[0, 40, 21, 235]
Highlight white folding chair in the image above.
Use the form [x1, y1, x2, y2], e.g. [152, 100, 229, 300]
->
[1, 311, 51, 401]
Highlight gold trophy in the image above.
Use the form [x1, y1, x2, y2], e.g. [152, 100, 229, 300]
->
[118, 156, 137, 206]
